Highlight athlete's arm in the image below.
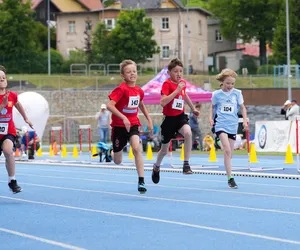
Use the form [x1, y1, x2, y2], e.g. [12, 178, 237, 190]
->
[160, 82, 184, 107]
[139, 101, 153, 134]
[106, 100, 130, 132]
[209, 104, 214, 127]
[15, 101, 33, 129]
[240, 104, 248, 130]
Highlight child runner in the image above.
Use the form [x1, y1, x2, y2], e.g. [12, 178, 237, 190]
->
[107, 60, 153, 194]
[152, 58, 199, 184]
[209, 68, 248, 188]
[0, 67, 33, 193]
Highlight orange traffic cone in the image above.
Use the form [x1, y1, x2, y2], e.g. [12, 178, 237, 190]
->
[53, 141, 58, 155]
[14, 148, 21, 157]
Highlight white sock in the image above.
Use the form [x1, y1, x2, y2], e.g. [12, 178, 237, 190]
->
[8, 176, 16, 182]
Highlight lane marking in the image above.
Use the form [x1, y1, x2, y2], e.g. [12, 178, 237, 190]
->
[1, 180, 300, 216]
[18, 166, 300, 189]
[0, 227, 86, 250]
[0, 195, 300, 246]
[8, 174, 300, 200]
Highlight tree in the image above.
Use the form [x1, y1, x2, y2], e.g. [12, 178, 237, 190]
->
[272, 0, 300, 64]
[91, 22, 114, 64]
[0, 0, 39, 58]
[105, 9, 160, 64]
[208, 0, 282, 65]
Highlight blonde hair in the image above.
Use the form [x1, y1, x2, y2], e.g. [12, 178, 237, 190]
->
[216, 68, 237, 82]
[120, 60, 137, 74]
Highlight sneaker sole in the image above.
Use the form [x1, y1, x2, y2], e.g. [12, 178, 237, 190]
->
[138, 188, 147, 194]
[228, 186, 238, 189]
[9, 188, 23, 194]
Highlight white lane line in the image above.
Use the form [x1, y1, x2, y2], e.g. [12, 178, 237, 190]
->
[9, 173, 300, 200]
[0, 196, 300, 246]
[18, 167, 300, 189]
[0, 227, 86, 250]
[1, 181, 300, 216]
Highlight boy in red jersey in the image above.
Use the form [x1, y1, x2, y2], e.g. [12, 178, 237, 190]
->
[0, 67, 33, 193]
[107, 60, 153, 194]
[152, 58, 200, 184]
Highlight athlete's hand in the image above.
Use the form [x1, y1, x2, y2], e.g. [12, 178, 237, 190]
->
[192, 109, 200, 117]
[2, 91, 9, 106]
[209, 119, 214, 127]
[25, 119, 34, 129]
[176, 80, 185, 93]
[243, 121, 248, 131]
[122, 117, 131, 132]
[147, 120, 153, 136]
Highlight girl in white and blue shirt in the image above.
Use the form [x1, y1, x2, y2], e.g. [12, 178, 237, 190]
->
[209, 69, 248, 188]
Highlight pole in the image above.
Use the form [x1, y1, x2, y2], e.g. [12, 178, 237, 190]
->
[47, 0, 51, 75]
[286, 0, 292, 100]
[186, 0, 190, 75]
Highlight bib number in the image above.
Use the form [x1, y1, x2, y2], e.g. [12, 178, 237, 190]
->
[128, 96, 140, 108]
[172, 99, 184, 110]
[221, 104, 234, 114]
[0, 123, 8, 135]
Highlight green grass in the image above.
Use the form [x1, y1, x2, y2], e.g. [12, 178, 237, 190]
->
[6, 73, 292, 90]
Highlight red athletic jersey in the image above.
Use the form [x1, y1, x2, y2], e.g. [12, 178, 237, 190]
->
[108, 82, 144, 127]
[0, 91, 18, 138]
[161, 79, 186, 116]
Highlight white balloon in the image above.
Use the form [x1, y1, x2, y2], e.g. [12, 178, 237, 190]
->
[13, 92, 49, 140]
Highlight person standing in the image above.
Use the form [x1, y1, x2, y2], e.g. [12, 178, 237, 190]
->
[280, 100, 291, 120]
[152, 58, 200, 184]
[20, 126, 40, 160]
[286, 99, 299, 121]
[0, 67, 33, 193]
[189, 103, 203, 150]
[107, 60, 153, 194]
[95, 104, 110, 143]
[209, 68, 248, 189]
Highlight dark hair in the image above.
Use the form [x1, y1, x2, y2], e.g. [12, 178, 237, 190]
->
[0, 65, 7, 73]
[195, 103, 201, 109]
[168, 58, 183, 71]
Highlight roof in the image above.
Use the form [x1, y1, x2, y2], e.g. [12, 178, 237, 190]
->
[78, 0, 102, 10]
[119, 0, 181, 9]
[31, 0, 102, 11]
[51, 0, 87, 12]
[236, 43, 273, 57]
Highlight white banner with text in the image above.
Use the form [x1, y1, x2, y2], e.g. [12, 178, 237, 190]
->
[255, 120, 299, 152]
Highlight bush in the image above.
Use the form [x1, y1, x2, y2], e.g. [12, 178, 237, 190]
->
[257, 64, 274, 75]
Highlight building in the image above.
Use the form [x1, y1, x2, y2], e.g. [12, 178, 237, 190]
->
[207, 18, 242, 72]
[55, 0, 212, 73]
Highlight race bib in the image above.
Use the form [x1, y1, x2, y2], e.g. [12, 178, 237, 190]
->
[221, 104, 234, 114]
[172, 98, 184, 110]
[0, 123, 8, 135]
[128, 96, 140, 108]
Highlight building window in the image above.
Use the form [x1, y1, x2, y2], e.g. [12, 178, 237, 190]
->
[85, 21, 92, 31]
[161, 17, 169, 30]
[104, 19, 115, 30]
[68, 21, 76, 33]
[198, 20, 202, 35]
[215, 30, 223, 41]
[162, 45, 170, 58]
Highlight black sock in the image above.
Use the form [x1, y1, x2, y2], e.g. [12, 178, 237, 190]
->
[139, 177, 144, 184]
[183, 161, 189, 166]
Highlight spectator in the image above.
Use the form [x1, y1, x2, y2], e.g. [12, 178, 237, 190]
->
[281, 100, 291, 120]
[286, 99, 299, 121]
[95, 104, 110, 143]
[189, 103, 203, 150]
[21, 126, 40, 159]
